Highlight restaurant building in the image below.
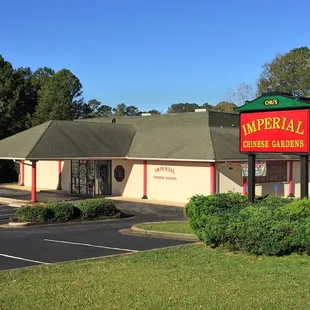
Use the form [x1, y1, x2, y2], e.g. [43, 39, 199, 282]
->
[0, 92, 308, 203]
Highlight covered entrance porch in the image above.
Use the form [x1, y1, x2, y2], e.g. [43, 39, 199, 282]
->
[0, 120, 136, 203]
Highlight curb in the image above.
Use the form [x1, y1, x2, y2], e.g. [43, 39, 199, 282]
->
[0, 215, 135, 229]
[8, 222, 32, 227]
[128, 222, 198, 241]
[8, 203, 22, 208]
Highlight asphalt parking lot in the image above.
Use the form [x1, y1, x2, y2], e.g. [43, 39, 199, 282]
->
[0, 201, 193, 271]
[0, 204, 17, 225]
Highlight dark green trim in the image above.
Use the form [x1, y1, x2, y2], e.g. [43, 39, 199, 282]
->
[237, 93, 310, 113]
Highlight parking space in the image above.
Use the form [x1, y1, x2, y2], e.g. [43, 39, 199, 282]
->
[0, 205, 17, 224]
[0, 203, 192, 271]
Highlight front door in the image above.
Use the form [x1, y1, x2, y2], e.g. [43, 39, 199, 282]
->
[96, 160, 111, 196]
[71, 160, 111, 196]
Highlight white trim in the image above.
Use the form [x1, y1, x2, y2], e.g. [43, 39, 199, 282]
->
[0, 253, 50, 265]
[44, 239, 138, 252]
[0, 156, 301, 163]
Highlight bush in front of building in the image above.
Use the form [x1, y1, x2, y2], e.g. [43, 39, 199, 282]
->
[10, 198, 127, 224]
[46, 201, 81, 222]
[77, 198, 120, 219]
[184, 193, 248, 245]
[184, 193, 310, 256]
[12, 204, 54, 223]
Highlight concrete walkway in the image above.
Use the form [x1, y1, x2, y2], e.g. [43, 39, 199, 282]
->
[0, 184, 187, 208]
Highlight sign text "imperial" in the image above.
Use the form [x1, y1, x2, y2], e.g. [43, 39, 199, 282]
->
[242, 117, 304, 136]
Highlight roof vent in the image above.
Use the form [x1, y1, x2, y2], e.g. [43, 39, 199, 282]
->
[194, 108, 206, 112]
[141, 113, 151, 116]
[112, 118, 116, 124]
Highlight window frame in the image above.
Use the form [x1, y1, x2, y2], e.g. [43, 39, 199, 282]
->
[255, 161, 288, 184]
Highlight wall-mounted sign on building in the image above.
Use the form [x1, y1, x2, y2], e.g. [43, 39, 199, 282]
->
[240, 109, 310, 153]
[241, 161, 267, 177]
[153, 166, 177, 180]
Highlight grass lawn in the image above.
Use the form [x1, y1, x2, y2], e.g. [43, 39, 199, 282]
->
[1, 244, 310, 310]
[136, 221, 193, 234]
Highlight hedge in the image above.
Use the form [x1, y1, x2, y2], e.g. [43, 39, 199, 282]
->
[46, 201, 81, 222]
[77, 198, 119, 219]
[11, 198, 125, 224]
[184, 193, 310, 256]
[12, 205, 54, 223]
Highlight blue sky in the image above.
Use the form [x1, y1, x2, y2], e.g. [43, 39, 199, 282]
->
[1, 0, 309, 113]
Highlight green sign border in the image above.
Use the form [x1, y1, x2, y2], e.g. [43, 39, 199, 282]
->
[237, 92, 310, 113]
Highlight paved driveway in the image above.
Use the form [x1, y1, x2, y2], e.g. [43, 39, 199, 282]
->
[0, 205, 17, 225]
[0, 202, 193, 271]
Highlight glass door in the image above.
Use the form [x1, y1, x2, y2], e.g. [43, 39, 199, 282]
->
[71, 160, 111, 196]
[96, 160, 111, 196]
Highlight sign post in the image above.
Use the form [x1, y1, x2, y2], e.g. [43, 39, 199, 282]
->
[248, 154, 256, 203]
[300, 155, 309, 199]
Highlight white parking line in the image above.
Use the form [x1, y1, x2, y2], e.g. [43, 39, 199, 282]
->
[44, 239, 138, 252]
[0, 253, 50, 265]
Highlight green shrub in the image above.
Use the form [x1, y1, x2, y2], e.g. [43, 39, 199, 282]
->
[255, 195, 292, 209]
[46, 201, 81, 222]
[14, 205, 54, 223]
[184, 193, 248, 243]
[77, 198, 119, 219]
[275, 199, 310, 220]
[238, 205, 305, 255]
[185, 193, 310, 256]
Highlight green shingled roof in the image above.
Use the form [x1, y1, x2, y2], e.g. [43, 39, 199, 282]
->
[80, 112, 215, 160]
[0, 111, 300, 161]
[0, 121, 136, 160]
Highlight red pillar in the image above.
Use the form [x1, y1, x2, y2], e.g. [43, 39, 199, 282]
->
[210, 163, 216, 194]
[57, 160, 62, 190]
[31, 161, 37, 203]
[288, 160, 294, 197]
[142, 160, 148, 199]
[20, 160, 25, 186]
[242, 177, 247, 195]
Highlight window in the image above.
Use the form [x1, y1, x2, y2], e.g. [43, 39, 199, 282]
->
[114, 165, 125, 182]
[255, 162, 287, 183]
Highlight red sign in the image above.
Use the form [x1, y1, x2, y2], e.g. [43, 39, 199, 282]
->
[240, 109, 310, 153]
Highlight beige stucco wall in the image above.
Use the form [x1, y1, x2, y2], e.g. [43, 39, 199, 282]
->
[146, 161, 210, 203]
[22, 159, 308, 201]
[61, 160, 71, 191]
[24, 160, 70, 191]
[24, 160, 58, 190]
[111, 160, 143, 198]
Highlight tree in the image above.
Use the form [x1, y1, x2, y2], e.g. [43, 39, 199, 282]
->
[125, 105, 140, 116]
[257, 46, 310, 97]
[0, 56, 38, 182]
[113, 103, 140, 116]
[214, 101, 237, 113]
[228, 82, 256, 106]
[201, 103, 214, 110]
[167, 103, 200, 113]
[31, 67, 55, 91]
[33, 69, 83, 125]
[113, 103, 126, 116]
[148, 109, 161, 114]
[97, 105, 113, 117]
